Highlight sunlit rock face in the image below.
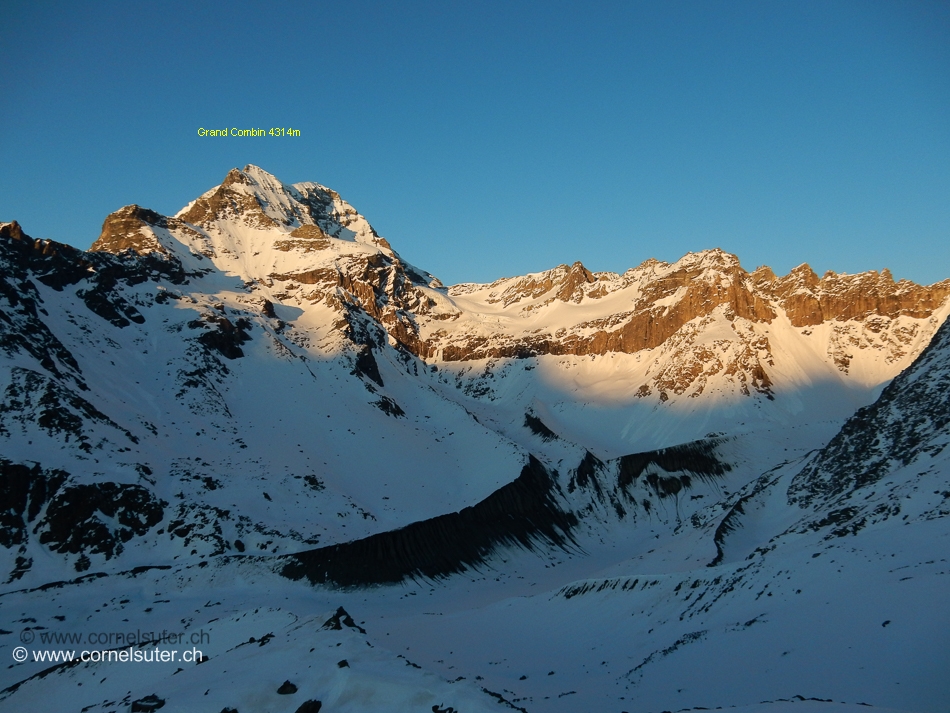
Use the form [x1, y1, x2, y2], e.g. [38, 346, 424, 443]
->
[430, 252, 948, 406]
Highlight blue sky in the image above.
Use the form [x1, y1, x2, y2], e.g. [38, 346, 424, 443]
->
[2, 0, 948, 285]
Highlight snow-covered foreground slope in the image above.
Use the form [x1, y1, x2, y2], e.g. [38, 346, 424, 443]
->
[2, 354, 948, 711]
[1, 167, 948, 711]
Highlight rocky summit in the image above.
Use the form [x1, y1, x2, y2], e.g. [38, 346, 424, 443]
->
[1, 166, 948, 713]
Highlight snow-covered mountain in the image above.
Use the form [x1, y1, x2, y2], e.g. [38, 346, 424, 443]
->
[84, 164, 950, 457]
[1, 166, 948, 713]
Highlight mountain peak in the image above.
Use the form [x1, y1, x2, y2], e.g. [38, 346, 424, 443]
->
[0, 220, 30, 242]
[222, 164, 297, 203]
[170, 166, 383, 250]
[177, 165, 297, 230]
[90, 167, 395, 264]
[674, 248, 743, 272]
[91, 204, 170, 255]
[241, 163, 281, 183]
